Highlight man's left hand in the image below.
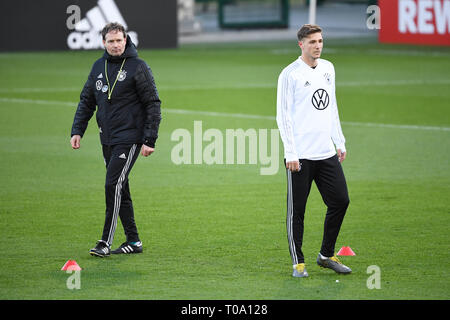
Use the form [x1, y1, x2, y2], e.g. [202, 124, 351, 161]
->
[337, 149, 346, 163]
[141, 145, 154, 157]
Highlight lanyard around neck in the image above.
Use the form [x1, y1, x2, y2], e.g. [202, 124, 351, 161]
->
[104, 58, 126, 100]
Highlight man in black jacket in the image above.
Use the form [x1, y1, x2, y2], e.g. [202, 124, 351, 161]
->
[70, 22, 161, 257]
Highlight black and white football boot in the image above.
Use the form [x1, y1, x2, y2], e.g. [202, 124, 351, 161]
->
[111, 241, 143, 254]
[89, 240, 110, 257]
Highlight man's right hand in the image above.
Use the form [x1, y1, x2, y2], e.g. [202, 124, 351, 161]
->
[286, 160, 300, 172]
[70, 135, 81, 149]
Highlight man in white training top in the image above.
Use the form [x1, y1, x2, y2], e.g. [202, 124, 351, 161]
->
[276, 24, 351, 278]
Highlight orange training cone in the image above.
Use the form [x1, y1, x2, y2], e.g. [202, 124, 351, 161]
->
[337, 246, 355, 256]
[61, 260, 82, 271]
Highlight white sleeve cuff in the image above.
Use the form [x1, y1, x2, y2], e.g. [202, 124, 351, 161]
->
[336, 144, 346, 153]
[285, 153, 298, 162]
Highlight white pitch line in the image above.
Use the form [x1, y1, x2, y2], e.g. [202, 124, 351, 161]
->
[1, 78, 450, 93]
[159, 79, 450, 90]
[0, 87, 80, 93]
[0, 97, 74, 106]
[341, 121, 450, 132]
[166, 108, 275, 120]
[338, 79, 450, 87]
[0, 97, 449, 132]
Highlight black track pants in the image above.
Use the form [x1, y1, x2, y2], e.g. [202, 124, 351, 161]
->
[286, 154, 349, 264]
[101, 143, 141, 246]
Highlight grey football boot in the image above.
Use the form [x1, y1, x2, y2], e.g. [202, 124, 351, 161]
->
[316, 254, 352, 274]
[292, 263, 309, 278]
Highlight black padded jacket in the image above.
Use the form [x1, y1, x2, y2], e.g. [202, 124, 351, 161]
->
[71, 35, 161, 148]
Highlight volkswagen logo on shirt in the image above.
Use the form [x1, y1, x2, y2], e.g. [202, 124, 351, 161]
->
[311, 89, 330, 110]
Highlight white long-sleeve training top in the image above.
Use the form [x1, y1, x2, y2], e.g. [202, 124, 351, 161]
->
[276, 57, 346, 162]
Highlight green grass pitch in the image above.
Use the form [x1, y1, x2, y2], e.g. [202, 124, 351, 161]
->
[0, 38, 449, 300]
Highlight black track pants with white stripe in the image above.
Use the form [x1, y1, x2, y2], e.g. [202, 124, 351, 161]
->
[101, 143, 141, 246]
[285, 154, 349, 264]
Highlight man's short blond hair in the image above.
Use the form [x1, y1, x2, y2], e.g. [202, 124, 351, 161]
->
[297, 24, 322, 41]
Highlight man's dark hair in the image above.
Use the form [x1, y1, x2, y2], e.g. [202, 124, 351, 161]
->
[101, 22, 127, 40]
[297, 24, 322, 41]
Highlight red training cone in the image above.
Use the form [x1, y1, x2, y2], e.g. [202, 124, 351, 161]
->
[337, 246, 355, 256]
[61, 260, 82, 271]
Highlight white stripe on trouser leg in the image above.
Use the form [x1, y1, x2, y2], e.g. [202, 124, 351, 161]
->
[287, 169, 298, 264]
[107, 144, 137, 246]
